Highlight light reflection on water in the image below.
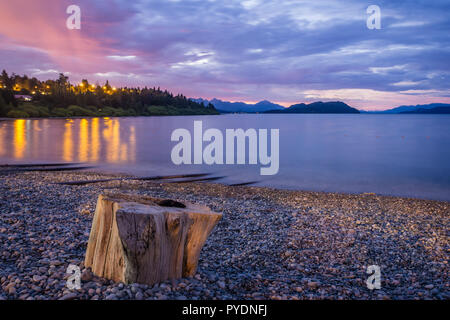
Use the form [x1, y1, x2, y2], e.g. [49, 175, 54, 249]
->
[0, 114, 449, 201]
[63, 120, 73, 162]
[13, 119, 26, 159]
[0, 117, 137, 165]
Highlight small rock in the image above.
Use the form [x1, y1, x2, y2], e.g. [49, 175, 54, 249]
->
[80, 209, 91, 215]
[31, 285, 42, 292]
[32, 275, 43, 282]
[135, 292, 144, 300]
[81, 269, 93, 282]
[307, 281, 319, 289]
[59, 292, 78, 300]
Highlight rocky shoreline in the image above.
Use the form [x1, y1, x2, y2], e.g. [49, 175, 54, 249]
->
[0, 171, 448, 300]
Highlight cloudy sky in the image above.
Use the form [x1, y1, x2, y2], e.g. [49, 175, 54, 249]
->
[0, 0, 449, 110]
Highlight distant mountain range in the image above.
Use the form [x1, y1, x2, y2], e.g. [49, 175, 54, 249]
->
[265, 101, 360, 114]
[192, 98, 450, 114]
[374, 103, 450, 114]
[191, 98, 285, 113]
[400, 106, 450, 114]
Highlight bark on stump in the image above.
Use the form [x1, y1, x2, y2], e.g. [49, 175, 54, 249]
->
[84, 193, 222, 285]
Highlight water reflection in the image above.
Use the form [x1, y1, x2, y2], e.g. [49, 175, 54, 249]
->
[14, 119, 26, 159]
[0, 124, 5, 157]
[32, 120, 42, 158]
[63, 120, 73, 162]
[91, 118, 100, 162]
[79, 119, 89, 162]
[129, 125, 136, 163]
[2, 118, 137, 164]
[1, 114, 450, 201]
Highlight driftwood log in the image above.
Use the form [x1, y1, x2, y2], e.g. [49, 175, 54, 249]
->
[84, 193, 222, 285]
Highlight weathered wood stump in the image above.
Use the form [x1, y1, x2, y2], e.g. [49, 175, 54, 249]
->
[84, 193, 222, 285]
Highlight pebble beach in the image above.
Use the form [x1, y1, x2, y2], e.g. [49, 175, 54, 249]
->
[0, 170, 448, 300]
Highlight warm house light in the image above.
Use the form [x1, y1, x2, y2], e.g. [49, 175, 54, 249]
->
[79, 83, 84, 87]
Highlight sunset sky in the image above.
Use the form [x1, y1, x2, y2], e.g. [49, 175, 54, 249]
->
[0, 0, 449, 110]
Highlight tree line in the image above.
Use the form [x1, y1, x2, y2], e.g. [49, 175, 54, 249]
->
[0, 70, 218, 117]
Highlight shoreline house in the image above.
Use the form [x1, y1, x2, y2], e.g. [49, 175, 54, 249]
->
[14, 94, 32, 102]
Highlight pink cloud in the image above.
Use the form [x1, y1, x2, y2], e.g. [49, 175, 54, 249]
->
[0, 0, 113, 73]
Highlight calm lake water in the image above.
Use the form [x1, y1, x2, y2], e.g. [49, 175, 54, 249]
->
[0, 114, 449, 201]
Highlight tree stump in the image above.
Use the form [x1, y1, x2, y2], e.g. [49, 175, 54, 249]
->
[84, 193, 222, 285]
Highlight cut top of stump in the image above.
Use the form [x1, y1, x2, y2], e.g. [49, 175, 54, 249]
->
[104, 193, 216, 216]
[84, 193, 222, 286]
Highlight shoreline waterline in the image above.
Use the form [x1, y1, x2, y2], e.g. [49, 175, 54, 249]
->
[89, 168, 450, 203]
[1, 114, 449, 201]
